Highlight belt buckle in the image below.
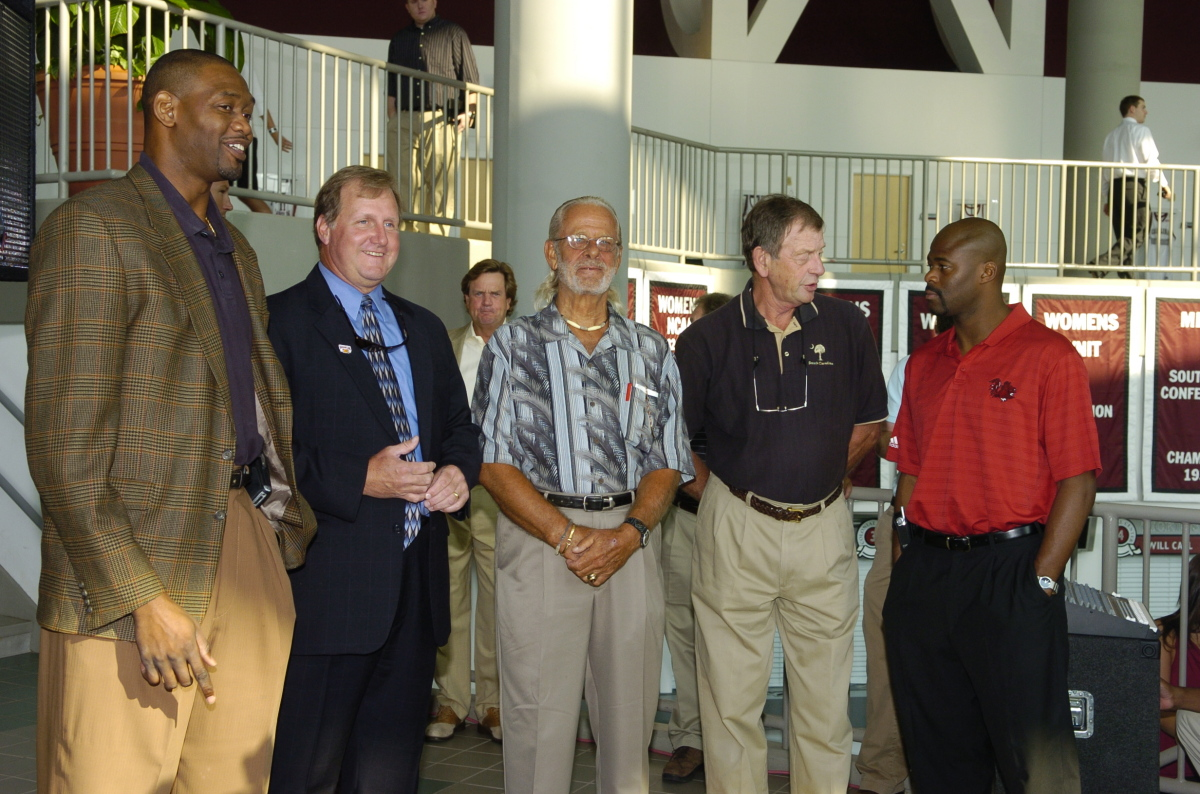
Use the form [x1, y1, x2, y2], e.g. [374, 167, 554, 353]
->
[946, 535, 971, 552]
[584, 495, 612, 511]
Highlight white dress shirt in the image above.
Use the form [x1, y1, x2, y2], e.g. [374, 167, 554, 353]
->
[458, 326, 486, 409]
[1102, 117, 1164, 196]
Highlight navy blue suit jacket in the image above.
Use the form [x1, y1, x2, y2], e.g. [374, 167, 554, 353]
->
[268, 265, 480, 655]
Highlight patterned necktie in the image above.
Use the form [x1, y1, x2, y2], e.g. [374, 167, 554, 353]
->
[360, 296, 422, 548]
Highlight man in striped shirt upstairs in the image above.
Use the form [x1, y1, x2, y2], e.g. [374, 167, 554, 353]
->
[474, 196, 694, 793]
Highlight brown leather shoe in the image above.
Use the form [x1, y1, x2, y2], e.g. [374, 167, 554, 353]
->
[662, 746, 703, 784]
[424, 704, 465, 742]
[477, 706, 502, 743]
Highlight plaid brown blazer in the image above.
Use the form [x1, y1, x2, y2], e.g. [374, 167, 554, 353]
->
[25, 165, 316, 641]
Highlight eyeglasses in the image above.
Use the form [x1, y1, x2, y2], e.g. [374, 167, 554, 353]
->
[551, 234, 622, 253]
[751, 326, 808, 413]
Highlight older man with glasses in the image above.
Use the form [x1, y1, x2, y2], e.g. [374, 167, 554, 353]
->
[675, 194, 887, 794]
[474, 196, 693, 793]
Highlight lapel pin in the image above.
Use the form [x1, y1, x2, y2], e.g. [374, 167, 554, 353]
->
[338, 344, 352, 354]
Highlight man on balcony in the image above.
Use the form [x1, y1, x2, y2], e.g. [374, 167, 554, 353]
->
[884, 218, 1100, 793]
[675, 194, 886, 794]
[386, 0, 478, 235]
[1095, 94, 1173, 275]
[26, 49, 315, 794]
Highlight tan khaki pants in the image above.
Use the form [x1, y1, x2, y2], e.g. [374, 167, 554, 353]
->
[386, 109, 460, 235]
[497, 504, 664, 794]
[661, 503, 702, 751]
[693, 475, 858, 794]
[435, 483, 500, 720]
[37, 488, 295, 794]
[856, 509, 908, 793]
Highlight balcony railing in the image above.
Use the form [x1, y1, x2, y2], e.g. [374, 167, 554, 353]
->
[34, 0, 493, 231]
[631, 127, 1200, 279]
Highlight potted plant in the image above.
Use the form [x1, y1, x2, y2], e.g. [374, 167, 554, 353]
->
[36, 0, 238, 193]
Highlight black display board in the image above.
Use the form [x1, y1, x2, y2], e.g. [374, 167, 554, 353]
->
[0, 0, 34, 280]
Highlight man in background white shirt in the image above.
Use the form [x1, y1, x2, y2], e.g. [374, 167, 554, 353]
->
[426, 259, 516, 743]
[1095, 95, 1172, 275]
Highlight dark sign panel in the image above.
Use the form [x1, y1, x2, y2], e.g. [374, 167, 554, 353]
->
[648, 281, 706, 351]
[819, 287, 885, 488]
[1151, 298, 1200, 495]
[906, 291, 940, 355]
[1030, 295, 1131, 493]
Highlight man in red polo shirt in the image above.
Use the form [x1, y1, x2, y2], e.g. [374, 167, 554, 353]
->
[883, 218, 1100, 794]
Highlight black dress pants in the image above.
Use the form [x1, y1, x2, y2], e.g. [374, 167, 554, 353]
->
[270, 529, 436, 794]
[882, 532, 1080, 794]
[1106, 177, 1148, 266]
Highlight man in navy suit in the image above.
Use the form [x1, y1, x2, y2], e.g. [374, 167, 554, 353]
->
[267, 165, 481, 793]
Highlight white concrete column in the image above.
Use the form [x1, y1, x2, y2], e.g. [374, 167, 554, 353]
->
[493, 0, 634, 306]
[1062, 0, 1143, 265]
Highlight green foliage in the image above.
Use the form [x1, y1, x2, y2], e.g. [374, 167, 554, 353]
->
[37, 0, 240, 80]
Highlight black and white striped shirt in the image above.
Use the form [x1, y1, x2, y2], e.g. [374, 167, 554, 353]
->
[474, 303, 694, 495]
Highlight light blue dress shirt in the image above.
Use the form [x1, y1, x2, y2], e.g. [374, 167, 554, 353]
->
[319, 264, 430, 514]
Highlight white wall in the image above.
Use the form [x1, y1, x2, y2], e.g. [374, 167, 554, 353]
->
[632, 56, 1200, 166]
[292, 36, 1200, 166]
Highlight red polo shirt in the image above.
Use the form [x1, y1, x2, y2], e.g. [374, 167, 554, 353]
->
[889, 304, 1101, 535]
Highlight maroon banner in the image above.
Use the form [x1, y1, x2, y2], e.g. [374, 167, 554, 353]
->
[818, 288, 884, 356]
[818, 288, 885, 488]
[1152, 299, 1200, 494]
[907, 290, 941, 354]
[649, 281, 706, 351]
[627, 278, 637, 320]
[1031, 296, 1131, 493]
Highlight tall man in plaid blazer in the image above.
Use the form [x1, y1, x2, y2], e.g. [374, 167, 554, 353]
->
[26, 50, 316, 794]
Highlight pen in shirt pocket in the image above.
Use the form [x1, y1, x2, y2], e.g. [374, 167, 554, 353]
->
[625, 382, 659, 401]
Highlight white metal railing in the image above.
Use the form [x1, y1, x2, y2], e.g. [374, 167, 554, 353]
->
[34, 0, 493, 230]
[631, 128, 1200, 280]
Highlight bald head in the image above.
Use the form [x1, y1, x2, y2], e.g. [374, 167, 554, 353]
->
[924, 218, 1010, 320]
[935, 218, 1007, 280]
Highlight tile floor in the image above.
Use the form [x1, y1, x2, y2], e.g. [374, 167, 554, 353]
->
[0, 653, 808, 793]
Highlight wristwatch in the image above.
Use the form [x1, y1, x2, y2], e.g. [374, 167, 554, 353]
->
[1036, 574, 1059, 594]
[623, 517, 651, 548]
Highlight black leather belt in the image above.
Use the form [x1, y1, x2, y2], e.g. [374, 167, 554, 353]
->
[673, 490, 701, 515]
[230, 463, 254, 489]
[911, 522, 1043, 551]
[542, 491, 634, 511]
[727, 486, 839, 523]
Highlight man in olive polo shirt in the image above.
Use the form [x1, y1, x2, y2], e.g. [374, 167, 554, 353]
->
[675, 194, 887, 794]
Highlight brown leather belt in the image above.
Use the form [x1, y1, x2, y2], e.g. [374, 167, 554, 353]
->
[727, 486, 839, 523]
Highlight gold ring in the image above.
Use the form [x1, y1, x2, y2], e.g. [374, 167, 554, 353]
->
[588, 573, 597, 582]
[452, 491, 460, 499]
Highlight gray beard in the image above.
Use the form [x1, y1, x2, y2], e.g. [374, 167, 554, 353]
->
[556, 252, 614, 296]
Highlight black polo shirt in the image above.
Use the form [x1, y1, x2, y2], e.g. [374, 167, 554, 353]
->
[676, 280, 887, 505]
[140, 153, 263, 466]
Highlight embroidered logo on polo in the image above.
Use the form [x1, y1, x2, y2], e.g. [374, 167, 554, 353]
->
[808, 343, 834, 365]
[989, 378, 1017, 401]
